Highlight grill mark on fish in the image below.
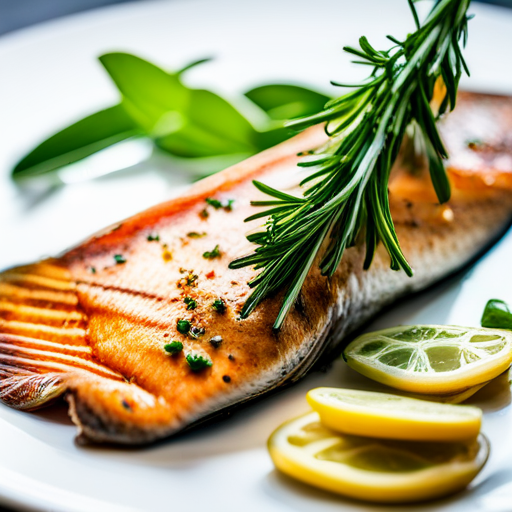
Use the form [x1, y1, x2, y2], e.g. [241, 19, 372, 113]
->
[76, 280, 172, 303]
[0, 272, 76, 291]
[0, 92, 512, 444]
[0, 283, 78, 306]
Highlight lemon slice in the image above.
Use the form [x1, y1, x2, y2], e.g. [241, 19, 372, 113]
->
[306, 388, 482, 441]
[343, 325, 512, 394]
[268, 412, 489, 503]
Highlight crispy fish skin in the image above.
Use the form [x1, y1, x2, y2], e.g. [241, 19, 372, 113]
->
[1, 92, 512, 444]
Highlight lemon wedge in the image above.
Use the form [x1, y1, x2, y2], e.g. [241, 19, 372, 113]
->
[343, 325, 512, 394]
[268, 412, 489, 503]
[307, 388, 482, 441]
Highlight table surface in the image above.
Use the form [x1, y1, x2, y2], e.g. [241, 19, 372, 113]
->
[0, 0, 510, 37]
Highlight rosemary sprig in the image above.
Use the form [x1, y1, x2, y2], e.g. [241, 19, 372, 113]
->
[230, 0, 472, 330]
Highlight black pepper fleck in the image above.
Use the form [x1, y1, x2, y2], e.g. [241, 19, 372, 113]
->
[210, 335, 223, 348]
[222, 375, 231, 383]
[228, 354, 235, 361]
[121, 399, 132, 411]
[189, 326, 205, 339]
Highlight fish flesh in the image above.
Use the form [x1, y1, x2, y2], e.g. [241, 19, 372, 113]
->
[1, 92, 512, 445]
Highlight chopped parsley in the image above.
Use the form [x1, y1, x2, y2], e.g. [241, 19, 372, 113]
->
[203, 245, 221, 259]
[189, 326, 205, 339]
[206, 197, 223, 209]
[186, 352, 212, 371]
[205, 197, 235, 211]
[90, 267, 96, 274]
[210, 335, 223, 348]
[184, 297, 197, 310]
[147, 233, 160, 242]
[177, 319, 191, 335]
[186, 273, 198, 286]
[212, 299, 226, 313]
[187, 232, 207, 238]
[199, 209, 209, 219]
[114, 254, 126, 264]
[164, 341, 183, 355]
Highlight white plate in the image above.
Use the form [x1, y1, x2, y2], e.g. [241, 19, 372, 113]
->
[1, 0, 512, 510]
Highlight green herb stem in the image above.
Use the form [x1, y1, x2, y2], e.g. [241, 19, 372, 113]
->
[230, 0, 472, 330]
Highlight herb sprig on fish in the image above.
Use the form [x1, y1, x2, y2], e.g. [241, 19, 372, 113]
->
[230, 0, 472, 330]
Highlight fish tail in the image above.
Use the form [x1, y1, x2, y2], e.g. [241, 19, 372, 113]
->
[0, 260, 118, 409]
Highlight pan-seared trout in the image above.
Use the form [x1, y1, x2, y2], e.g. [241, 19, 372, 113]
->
[1, 92, 512, 444]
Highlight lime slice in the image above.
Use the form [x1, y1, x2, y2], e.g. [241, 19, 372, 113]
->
[268, 412, 489, 503]
[343, 325, 512, 394]
[403, 381, 489, 404]
[307, 388, 482, 441]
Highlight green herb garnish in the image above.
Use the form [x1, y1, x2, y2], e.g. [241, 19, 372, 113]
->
[230, 0, 472, 330]
[199, 209, 209, 219]
[12, 53, 329, 183]
[212, 299, 226, 313]
[147, 233, 160, 241]
[203, 245, 221, 259]
[206, 198, 223, 209]
[114, 254, 126, 264]
[186, 274, 198, 286]
[164, 341, 184, 355]
[205, 197, 235, 211]
[481, 299, 512, 330]
[177, 319, 191, 335]
[186, 352, 213, 371]
[187, 232, 207, 238]
[184, 297, 197, 310]
[90, 267, 96, 274]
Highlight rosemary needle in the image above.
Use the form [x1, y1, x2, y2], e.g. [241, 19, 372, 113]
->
[230, 0, 472, 330]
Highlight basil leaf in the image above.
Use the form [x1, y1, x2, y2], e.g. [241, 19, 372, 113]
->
[99, 52, 188, 133]
[254, 124, 296, 150]
[12, 104, 140, 179]
[244, 84, 331, 121]
[481, 299, 512, 330]
[101, 53, 258, 158]
[157, 89, 257, 157]
[12, 52, 331, 183]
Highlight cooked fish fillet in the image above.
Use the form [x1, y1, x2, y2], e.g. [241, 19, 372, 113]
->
[1, 92, 512, 444]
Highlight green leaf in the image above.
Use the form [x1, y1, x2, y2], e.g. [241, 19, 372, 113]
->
[12, 104, 140, 179]
[481, 299, 512, 330]
[253, 124, 296, 150]
[252, 180, 305, 202]
[423, 133, 451, 204]
[99, 52, 189, 133]
[13, 52, 330, 183]
[156, 89, 258, 157]
[100, 52, 259, 158]
[244, 84, 330, 121]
